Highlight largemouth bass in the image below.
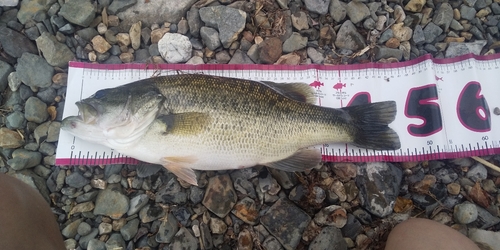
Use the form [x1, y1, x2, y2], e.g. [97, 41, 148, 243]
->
[61, 74, 400, 186]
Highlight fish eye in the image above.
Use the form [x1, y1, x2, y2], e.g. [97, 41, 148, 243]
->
[92, 89, 107, 99]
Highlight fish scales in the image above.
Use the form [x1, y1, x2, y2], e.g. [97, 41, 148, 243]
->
[149, 74, 355, 156]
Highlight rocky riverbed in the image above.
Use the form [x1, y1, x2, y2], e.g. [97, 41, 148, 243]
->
[1, 0, 500, 249]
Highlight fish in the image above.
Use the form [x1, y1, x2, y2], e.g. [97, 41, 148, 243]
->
[61, 74, 401, 186]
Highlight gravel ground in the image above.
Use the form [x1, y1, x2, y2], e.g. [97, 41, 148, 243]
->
[1, 0, 500, 249]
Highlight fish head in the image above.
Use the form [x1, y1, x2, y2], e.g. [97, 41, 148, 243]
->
[62, 83, 164, 143]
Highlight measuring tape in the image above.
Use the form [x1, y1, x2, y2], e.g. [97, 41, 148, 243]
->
[55, 53, 500, 166]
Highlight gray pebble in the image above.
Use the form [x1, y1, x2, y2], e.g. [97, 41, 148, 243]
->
[36, 87, 56, 104]
[120, 218, 140, 241]
[77, 222, 92, 236]
[229, 50, 255, 64]
[39, 142, 56, 155]
[423, 22, 444, 44]
[87, 239, 106, 250]
[378, 29, 393, 44]
[61, 218, 83, 238]
[19, 84, 33, 101]
[59, 0, 96, 27]
[329, 0, 347, 23]
[460, 5, 477, 20]
[454, 202, 478, 224]
[432, 3, 453, 31]
[16, 53, 54, 88]
[200, 26, 221, 51]
[467, 163, 488, 182]
[309, 226, 347, 250]
[189, 185, 205, 204]
[187, 8, 202, 38]
[475, 0, 492, 9]
[169, 227, 198, 250]
[335, 20, 366, 51]
[94, 187, 129, 219]
[105, 233, 126, 250]
[155, 177, 187, 204]
[346, 1, 370, 24]
[199, 5, 247, 48]
[7, 149, 42, 170]
[304, 0, 330, 15]
[282, 32, 307, 53]
[6, 111, 25, 129]
[66, 171, 89, 188]
[127, 193, 149, 215]
[108, 0, 137, 15]
[156, 213, 179, 243]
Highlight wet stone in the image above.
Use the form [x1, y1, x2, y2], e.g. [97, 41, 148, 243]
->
[170, 227, 198, 250]
[79, 229, 98, 249]
[199, 5, 247, 48]
[309, 226, 347, 250]
[454, 202, 478, 224]
[66, 171, 89, 188]
[237, 228, 253, 250]
[356, 162, 402, 218]
[7, 149, 42, 170]
[61, 218, 83, 238]
[0, 26, 38, 58]
[210, 217, 227, 234]
[467, 163, 488, 182]
[139, 204, 166, 223]
[59, 0, 96, 27]
[341, 214, 362, 239]
[261, 198, 311, 250]
[94, 186, 129, 219]
[6, 111, 25, 129]
[155, 177, 187, 204]
[335, 20, 366, 51]
[314, 205, 348, 228]
[77, 222, 92, 236]
[87, 239, 105, 250]
[202, 174, 237, 218]
[232, 197, 259, 225]
[106, 233, 126, 250]
[16, 53, 54, 88]
[156, 213, 178, 243]
[127, 193, 149, 215]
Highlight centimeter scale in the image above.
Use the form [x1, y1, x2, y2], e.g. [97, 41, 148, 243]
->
[55, 53, 500, 166]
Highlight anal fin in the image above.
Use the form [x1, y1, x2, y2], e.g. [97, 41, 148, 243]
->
[264, 148, 322, 172]
[161, 156, 199, 186]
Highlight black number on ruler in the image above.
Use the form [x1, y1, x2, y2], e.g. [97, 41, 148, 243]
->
[405, 84, 443, 136]
[457, 81, 491, 132]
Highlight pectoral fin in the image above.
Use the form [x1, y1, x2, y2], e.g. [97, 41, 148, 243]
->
[261, 81, 316, 104]
[161, 156, 199, 186]
[264, 148, 322, 172]
[157, 112, 210, 135]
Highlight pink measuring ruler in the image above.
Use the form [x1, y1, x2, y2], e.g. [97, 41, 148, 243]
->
[55, 53, 500, 166]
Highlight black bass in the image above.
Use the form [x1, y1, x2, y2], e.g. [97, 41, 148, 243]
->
[61, 74, 400, 185]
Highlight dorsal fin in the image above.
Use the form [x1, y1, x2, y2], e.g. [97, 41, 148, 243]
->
[157, 112, 210, 135]
[260, 81, 317, 104]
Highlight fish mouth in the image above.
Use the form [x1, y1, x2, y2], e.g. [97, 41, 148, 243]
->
[75, 100, 99, 124]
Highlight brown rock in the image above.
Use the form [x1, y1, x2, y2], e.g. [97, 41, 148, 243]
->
[319, 25, 336, 47]
[202, 175, 237, 218]
[330, 180, 347, 202]
[313, 205, 347, 228]
[237, 229, 253, 250]
[209, 217, 227, 234]
[413, 174, 437, 193]
[91, 35, 111, 53]
[469, 182, 491, 208]
[119, 52, 134, 63]
[401, 161, 419, 169]
[332, 162, 357, 181]
[151, 28, 169, 44]
[108, 15, 120, 27]
[275, 53, 301, 65]
[69, 201, 94, 215]
[0, 128, 24, 149]
[391, 23, 412, 42]
[453, 8, 461, 20]
[52, 73, 68, 87]
[447, 182, 461, 195]
[404, 0, 426, 12]
[344, 180, 359, 202]
[460, 32, 473, 40]
[386, 37, 401, 48]
[116, 33, 131, 47]
[259, 37, 282, 64]
[445, 37, 466, 43]
[231, 197, 259, 225]
[130, 21, 142, 50]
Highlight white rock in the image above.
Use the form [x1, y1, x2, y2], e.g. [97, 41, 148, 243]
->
[469, 228, 500, 250]
[158, 33, 192, 63]
[8, 72, 21, 92]
[0, 0, 18, 7]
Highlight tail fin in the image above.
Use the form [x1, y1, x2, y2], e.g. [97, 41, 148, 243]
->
[341, 101, 401, 150]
